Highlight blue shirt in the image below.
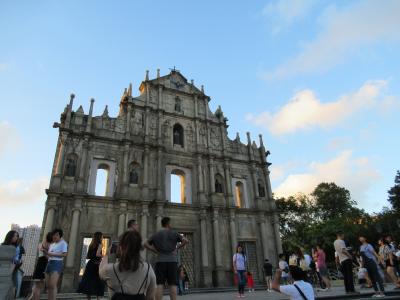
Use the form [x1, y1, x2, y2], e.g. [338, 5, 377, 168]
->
[360, 243, 376, 263]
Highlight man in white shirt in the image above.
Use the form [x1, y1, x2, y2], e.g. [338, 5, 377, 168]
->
[272, 265, 315, 300]
[334, 231, 356, 294]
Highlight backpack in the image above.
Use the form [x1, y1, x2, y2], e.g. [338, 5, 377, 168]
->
[111, 263, 150, 300]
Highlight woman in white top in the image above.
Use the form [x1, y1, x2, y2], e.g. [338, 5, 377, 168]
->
[99, 230, 156, 300]
[44, 229, 68, 300]
[233, 245, 247, 298]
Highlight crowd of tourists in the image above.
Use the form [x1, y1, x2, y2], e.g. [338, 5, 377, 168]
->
[3, 223, 400, 300]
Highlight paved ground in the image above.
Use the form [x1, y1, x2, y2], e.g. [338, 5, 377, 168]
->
[162, 285, 400, 300]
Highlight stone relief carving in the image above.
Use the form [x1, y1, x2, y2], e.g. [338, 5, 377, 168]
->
[199, 124, 207, 147]
[131, 111, 144, 135]
[162, 120, 171, 145]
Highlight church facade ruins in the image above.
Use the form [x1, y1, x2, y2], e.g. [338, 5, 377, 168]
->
[42, 69, 282, 291]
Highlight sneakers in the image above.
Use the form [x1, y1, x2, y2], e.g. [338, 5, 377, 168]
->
[372, 294, 385, 298]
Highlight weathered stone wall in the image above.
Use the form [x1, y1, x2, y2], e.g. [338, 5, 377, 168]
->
[42, 70, 282, 292]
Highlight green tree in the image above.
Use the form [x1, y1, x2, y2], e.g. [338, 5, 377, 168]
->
[311, 182, 356, 221]
[388, 170, 400, 211]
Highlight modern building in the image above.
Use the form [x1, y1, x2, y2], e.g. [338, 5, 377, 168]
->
[12, 224, 41, 276]
[41, 69, 282, 291]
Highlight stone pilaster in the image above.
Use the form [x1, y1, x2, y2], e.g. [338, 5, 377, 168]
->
[63, 199, 82, 291]
[212, 209, 225, 285]
[229, 209, 237, 254]
[0, 245, 16, 299]
[142, 146, 150, 200]
[200, 210, 212, 287]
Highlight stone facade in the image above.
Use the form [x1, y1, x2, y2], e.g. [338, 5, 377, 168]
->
[41, 69, 282, 292]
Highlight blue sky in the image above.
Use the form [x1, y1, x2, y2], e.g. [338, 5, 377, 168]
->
[1, 0, 399, 240]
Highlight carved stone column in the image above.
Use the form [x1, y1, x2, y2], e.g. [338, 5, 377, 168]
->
[197, 155, 206, 204]
[43, 196, 57, 241]
[258, 213, 269, 260]
[224, 160, 233, 206]
[156, 203, 164, 231]
[208, 157, 215, 194]
[156, 149, 163, 201]
[212, 209, 225, 285]
[142, 146, 150, 200]
[141, 203, 149, 259]
[140, 204, 149, 239]
[200, 210, 212, 287]
[77, 137, 89, 192]
[63, 199, 82, 291]
[229, 209, 237, 254]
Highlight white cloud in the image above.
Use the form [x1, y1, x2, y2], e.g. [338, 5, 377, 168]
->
[0, 177, 48, 207]
[0, 121, 22, 158]
[263, 0, 400, 79]
[246, 80, 394, 135]
[262, 0, 316, 34]
[270, 161, 299, 181]
[273, 151, 380, 209]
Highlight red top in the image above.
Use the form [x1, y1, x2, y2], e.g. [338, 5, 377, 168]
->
[247, 274, 254, 287]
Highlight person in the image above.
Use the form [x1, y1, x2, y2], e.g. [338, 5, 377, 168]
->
[247, 271, 255, 292]
[100, 230, 156, 299]
[233, 244, 247, 298]
[378, 237, 400, 288]
[263, 259, 273, 291]
[127, 219, 139, 232]
[14, 237, 25, 298]
[2, 230, 20, 298]
[28, 232, 53, 300]
[385, 235, 400, 276]
[334, 231, 356, 294]
[359, 235, 385, 297]
[177, 265, 185, 296]
[272, 265, 315, 300]
[278, 254, 290, 284]
[144, 217, 188, 300]
[314, 245, 331, 290]
[44, 229, 68, 300]
[78, 232, 106, 299]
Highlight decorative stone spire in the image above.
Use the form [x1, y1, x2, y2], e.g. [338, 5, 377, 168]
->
[246, 132, 251, 145]
[89, 98, 95, 116]
[69, 93, 75, 109]
[236, 132, 240, 142]
[201, 85, 204, 93]
[145, 70, 149, 81]
[259, 134, 264, 147]
[157, 69, 160, 78]
[191, 79, 194, 85]
[102, 105, 109, 118]
[128, 83, 132, 97]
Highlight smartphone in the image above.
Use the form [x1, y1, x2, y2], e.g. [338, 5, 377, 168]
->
[110, 241, 119, 254]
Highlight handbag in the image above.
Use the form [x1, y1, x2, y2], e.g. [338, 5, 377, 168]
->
[111, 263, 150, 300]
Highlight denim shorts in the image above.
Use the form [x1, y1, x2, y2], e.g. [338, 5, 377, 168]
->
[45, 260, 63, 274]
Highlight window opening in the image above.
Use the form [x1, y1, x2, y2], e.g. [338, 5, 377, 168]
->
[171, 170, 186, 203]
[173, 124, 184, 147]
[95, 165, 109, 196]
[235, 181, 244, 208]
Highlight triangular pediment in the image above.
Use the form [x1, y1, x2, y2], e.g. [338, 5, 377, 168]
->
[139, 70, 205, 96]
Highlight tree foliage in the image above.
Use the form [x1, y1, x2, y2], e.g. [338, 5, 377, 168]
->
[276, 181, 398, 263]
[388, 170, 400, 211]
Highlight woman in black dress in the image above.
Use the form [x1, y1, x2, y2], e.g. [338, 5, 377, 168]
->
[78, 232, 105, 299]
[28, 232, 53, 300]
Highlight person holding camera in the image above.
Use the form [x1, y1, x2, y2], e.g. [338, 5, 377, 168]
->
[99, 230, 156, 300]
